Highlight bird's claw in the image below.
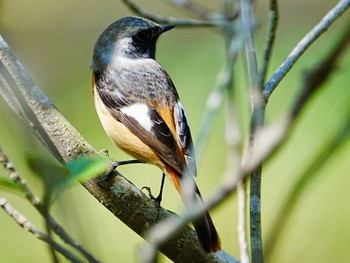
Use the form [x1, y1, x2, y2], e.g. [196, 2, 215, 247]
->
[97, 161, 119, 183]
[141, 186, 161, 208]
[99, 149, 110, 158]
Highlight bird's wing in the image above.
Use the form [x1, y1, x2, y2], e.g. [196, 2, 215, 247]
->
[173, 101, 197, 177]
[93, 70, 193, 176]
[114, 104, 186, 175]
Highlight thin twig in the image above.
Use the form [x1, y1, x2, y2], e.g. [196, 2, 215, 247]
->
[264, 24, 350, 258]
[265, 111, 350, 259]
[0, 148, 102, 263]
[291, 18, 350, 119]
[196, 32, 242, 161]
[220, 1, 248, 261]
[122, 0, 215, 27]
[0, 148, 41, 205]
[264, 0, 350, 100]
[0, 196, 82, 263]
[170, 0, 227, 21]
[260, 0, 279, 86]
[237, 181, 249, 263]
[45, 206, 59, 263]
[225, 100, 247, 261]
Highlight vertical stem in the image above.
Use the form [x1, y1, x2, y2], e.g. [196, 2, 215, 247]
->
[260, 0, 279, 85]
[249, 162, 264, 263]
[240, 0, 265, 262]
[249, 106, 265, 263]
[237, 180, 250, 263]
[221, 0, 250, 260]
[226, 62, 248, 261]
[43, 194, 59, 263]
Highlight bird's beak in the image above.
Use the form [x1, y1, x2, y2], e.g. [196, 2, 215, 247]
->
[159, 24, 176, 34]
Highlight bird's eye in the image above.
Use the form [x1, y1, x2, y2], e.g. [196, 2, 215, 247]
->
[135, 30, 151, 42]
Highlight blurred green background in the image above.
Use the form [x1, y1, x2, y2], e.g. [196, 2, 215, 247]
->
[0, 0, 350, 262]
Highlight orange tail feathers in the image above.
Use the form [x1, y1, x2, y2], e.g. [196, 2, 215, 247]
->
[166, 167, 221, 253]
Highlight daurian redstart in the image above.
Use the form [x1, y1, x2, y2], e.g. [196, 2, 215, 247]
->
[91, 16, 221, 253]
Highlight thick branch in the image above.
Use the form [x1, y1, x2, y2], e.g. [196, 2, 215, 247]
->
[0, 35, 237, 262]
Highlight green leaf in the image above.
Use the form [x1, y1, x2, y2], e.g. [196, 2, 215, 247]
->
[63, 156, 110, 188]
[27, 155, 109, 206]
[27, 155, 69, 191]
[0, 177, 23, 193]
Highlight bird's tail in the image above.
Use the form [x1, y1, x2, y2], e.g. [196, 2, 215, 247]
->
[166, 167, 221, 253]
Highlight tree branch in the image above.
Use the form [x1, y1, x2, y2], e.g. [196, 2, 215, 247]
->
[239, 0, 265, 261]
[0, 148, 102, 263]
[122, 0, 216, 27]
[0, 196, 82, 263]
[171, 0, 214, 17]
[265, 108, 350, 259]
[260, 0, 279, 86]
[264, 0, 350, 100]
[0, 34, 236, 262]
[264, 23, 350, 258]
[237, 181, 249, 263]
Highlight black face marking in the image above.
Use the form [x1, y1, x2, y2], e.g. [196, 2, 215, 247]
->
[129, 28, 160, 59]
[135, 29, 152, 42]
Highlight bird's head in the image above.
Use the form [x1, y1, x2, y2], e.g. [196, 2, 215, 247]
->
[91, 16, 175, 71]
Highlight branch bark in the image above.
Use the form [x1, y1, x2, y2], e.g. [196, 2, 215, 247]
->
[0, 35, 237, 262]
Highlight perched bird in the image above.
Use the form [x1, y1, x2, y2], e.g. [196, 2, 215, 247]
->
[91, 16, 221, 253]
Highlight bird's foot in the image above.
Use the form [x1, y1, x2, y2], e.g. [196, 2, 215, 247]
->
[98, 161, 119, 183]
[141, 186, 162, 208]
[99, 149, 111, 159]
[98, 159, 143, 183]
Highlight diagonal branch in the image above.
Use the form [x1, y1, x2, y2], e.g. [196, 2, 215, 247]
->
[264, 25, 350, 259]
[265, 109, 350, 259]
[264, 0, 350, 100]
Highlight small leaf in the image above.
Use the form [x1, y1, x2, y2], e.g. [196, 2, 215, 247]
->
[0, 177, 23, 193]
[27, 155, 69, 190]
[26, 155, 109, 206]
[63, 156, 110, 188]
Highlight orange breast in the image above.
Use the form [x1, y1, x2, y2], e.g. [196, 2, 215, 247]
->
[93, 85, 166, 171]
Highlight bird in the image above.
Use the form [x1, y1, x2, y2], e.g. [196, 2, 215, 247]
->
[91, 16, 221, 253]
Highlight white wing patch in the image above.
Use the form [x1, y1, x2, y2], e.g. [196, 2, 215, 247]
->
[120, 103, 154, 132]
